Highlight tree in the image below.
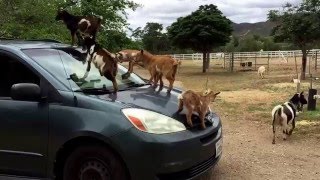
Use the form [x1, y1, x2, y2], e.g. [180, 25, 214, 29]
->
[168, 4, 232, 72]
[268, 1, 320, 79]
[0, 0, 139, 51]
[135, 22, 171, 53]
[142, 22, 164, 53]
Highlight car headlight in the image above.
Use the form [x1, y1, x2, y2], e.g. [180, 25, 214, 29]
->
[122, 108, 186, 134]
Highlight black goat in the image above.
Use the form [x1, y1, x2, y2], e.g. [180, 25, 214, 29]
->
[271, 92, 308, 144]
[55, 9, 102, 48]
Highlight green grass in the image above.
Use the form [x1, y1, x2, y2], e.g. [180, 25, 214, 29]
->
[300, 106, 320, 121]
[247, 103, 267, 112]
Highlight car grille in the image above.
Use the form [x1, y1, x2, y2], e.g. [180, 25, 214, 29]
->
[157, 155, 218, 180]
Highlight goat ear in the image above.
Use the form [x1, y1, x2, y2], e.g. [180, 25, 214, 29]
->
[140, 49, 144, 54]
[300, 91, 304, 95]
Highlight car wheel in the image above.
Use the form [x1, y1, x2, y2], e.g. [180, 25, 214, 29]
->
[63, 145, 128, 180]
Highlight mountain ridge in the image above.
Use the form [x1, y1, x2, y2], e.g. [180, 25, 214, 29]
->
[232, 20, 276, 37]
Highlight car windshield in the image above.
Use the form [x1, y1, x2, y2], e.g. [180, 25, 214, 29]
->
[22, 48, 146, 92]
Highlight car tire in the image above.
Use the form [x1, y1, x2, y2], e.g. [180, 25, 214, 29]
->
[63, 145, 128, 180]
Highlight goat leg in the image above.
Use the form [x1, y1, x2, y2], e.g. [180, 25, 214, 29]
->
[122, 61, 132, 79]
[166, 77, 174, 93]
[71, 31, 76, 46]
[200, 112, 206, 129]
[112, 78, 118, 93]
[81, 61, 91, 80]
[288, 119, 295, 136]
[153, 73, 160, 88]
[272, 116, 276, 144]
[186, 111, 193, 128]
[159, 74, 164, 91]
[282, 125, 287, 140]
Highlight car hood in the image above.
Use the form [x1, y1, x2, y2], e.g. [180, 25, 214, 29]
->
[89, 86, 182, 117]
[88, 85, 218, 127]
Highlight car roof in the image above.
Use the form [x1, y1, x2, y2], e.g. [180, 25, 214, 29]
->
[0, 39, 85, 52]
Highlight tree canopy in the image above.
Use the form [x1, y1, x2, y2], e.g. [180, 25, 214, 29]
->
[167, 4, 232, 72]
[130, 22, 171, 54]
[0, 0, 139, 52]
[268, 0, 320, 79]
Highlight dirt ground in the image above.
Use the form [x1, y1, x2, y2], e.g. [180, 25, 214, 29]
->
[125, 59, 320, 180]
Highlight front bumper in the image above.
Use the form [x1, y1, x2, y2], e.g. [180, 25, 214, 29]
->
[112, 116, 222, 180]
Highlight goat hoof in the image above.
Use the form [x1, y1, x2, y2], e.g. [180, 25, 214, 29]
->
[272, 140, 275, 144]
[121, 73, 130, 80]
[283, 138, 287, 141]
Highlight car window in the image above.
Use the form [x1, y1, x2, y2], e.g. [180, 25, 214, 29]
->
[23, 48, 146, 92]
[0, 53, 40, 98]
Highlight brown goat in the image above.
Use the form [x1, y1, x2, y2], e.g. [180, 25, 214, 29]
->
[82, 36, 118, 92]
[115, 49, 144, 79]
[177, 89, 220, 129]
[55, 9, 102, 47]
[131, 50, 181, 93]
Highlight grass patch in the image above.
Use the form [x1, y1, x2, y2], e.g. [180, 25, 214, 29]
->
[247, 103, 267, 112]
[300, 107, 320, 121]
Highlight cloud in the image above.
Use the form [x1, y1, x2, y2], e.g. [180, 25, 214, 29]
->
[127, 0, 303, 31]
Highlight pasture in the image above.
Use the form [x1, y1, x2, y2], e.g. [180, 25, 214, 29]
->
[129, 58, 320, 179]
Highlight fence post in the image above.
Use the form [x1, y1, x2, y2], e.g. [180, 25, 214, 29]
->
[223, 53, 226, 69]
[267, 53, 270, 72]
[309, 55, 311, 75]
[316, 51, 318, 71]
[231, 52, 234, 72]
[294, 52, 298, 79]
[255, 52, 257, 71]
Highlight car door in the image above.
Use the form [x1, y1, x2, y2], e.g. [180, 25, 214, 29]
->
[0, 51, 48, 178]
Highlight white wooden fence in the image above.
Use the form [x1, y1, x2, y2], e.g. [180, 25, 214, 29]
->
[170, 49, 320, 61]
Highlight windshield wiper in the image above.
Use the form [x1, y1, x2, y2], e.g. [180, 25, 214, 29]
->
[127, 82, 152, 88]
[74, 87, 112, 94]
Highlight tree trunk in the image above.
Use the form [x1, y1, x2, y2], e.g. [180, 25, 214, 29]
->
[202, 52, 207, 73]
[206, 53, 210, 69]
[301, 50, 307, 80]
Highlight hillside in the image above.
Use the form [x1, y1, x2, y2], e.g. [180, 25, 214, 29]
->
[232, 21, 276, 37]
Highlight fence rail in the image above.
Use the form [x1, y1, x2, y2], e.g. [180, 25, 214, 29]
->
[170, 49, 320, 61]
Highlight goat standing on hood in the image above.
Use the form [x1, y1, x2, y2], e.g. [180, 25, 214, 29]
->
[177, 89, 220, 129]
[81, 36, 118, 92]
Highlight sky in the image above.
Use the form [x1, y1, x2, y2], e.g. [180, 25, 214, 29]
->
[126, 0, 302, 30]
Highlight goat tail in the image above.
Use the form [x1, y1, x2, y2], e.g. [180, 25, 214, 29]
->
[271, 105, 282, 144]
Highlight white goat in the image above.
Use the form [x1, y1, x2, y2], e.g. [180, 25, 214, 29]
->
[258, 66, 266, 79]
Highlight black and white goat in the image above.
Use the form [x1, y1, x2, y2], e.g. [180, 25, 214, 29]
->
[55, 9, 102, 48]
[82, 36, 118, 92]
[271, 92, 307, 144]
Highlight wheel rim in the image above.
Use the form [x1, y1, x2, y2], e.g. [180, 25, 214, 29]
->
[79, 159, 111, 180]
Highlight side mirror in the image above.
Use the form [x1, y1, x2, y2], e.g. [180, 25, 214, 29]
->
[11, 83, 42, 102]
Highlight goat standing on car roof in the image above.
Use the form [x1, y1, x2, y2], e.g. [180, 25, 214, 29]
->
[81, 36, 119, 92]
[271, 92, 307, 144]
[55, 8, 102, 49]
